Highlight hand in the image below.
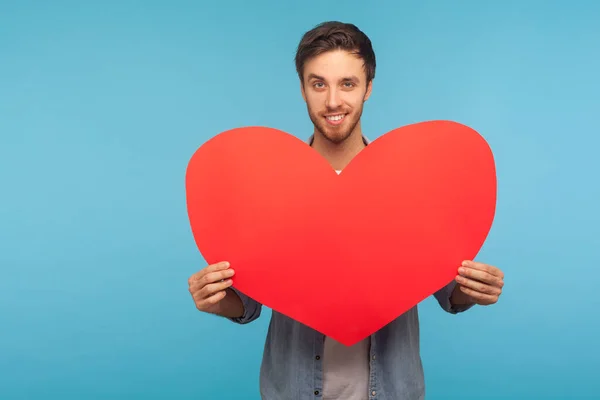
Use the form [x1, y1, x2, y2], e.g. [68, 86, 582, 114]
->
[454, 260, 504, 306]
[188, 261, 235, 314]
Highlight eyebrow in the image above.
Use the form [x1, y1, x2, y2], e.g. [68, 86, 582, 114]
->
[307, 73, 360, 83]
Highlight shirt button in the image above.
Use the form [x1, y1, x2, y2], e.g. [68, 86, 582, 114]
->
[372, 355, 376, 360]
[371, 390, 377, 396]
[315, 355, 320, 360]
[314, 390, 320, 395]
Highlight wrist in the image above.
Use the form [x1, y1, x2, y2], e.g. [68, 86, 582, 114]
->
[450, 285, 473, 306]
[217, 288, 244, 318]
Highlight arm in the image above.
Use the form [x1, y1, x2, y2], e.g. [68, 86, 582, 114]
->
[224, 287, 263, 324]
[207, 287, 244, 318]
[433, 279, 475, 314]
[450, 283, 476, 307]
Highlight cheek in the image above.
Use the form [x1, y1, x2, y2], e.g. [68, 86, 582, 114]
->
[342, 93, 364, 109]
[353, 92, 368, 104]
[306, 94, 324, 110]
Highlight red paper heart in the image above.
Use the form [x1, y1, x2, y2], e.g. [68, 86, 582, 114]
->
[186, 120, 496, 346]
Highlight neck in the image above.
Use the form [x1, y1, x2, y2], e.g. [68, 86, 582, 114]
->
[310, 123, 366, 171]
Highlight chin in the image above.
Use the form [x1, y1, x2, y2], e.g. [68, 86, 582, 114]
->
[322, 129, 352, 144]
[319, 119, 358, 144]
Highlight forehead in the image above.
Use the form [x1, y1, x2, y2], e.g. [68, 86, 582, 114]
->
[303, 49, 366, 82]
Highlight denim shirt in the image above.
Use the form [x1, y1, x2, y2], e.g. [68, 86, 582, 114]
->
[227, 134, 474, 400]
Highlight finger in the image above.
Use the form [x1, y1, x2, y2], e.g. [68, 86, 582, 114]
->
[462, 260, 504, 279]
[188, 261, 230, 285]
[197, 269, 235, 287]
[459, 285, 498, 305]
[197, 290, 227, 309]
[456, 276, 502, 296]
[189, 270, 234, 296]
[188, 270, 234, 299]
[458, 266, 503, 288]
[195, 279, 234, 300]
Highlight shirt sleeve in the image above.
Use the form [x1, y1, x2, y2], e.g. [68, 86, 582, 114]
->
[434, 279, 475, 314]
[226, 287, 263, 324]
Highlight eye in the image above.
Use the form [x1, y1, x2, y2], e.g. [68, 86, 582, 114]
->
[313, 82, 325, 89]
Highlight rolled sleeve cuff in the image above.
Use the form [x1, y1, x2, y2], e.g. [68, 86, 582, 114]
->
[437, 280, 475, 314]
[226, 287, 262, 324]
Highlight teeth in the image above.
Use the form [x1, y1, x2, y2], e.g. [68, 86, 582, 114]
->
[326, 114, 345, 121]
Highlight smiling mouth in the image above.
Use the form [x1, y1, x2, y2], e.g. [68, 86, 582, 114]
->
[325, 113, 346, 125]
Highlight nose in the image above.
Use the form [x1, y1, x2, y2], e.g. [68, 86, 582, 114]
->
[325, 88, 341, 109]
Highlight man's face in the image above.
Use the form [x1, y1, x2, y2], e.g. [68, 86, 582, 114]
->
[301, 49, 372, 144]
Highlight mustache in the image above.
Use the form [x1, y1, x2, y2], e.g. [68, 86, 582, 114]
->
[322, 109, 349, 114]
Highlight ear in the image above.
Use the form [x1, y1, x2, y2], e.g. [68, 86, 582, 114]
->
[364, 80, 373, 101]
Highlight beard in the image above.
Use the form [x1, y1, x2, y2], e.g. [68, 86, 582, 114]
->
[307, 103, 364, 145]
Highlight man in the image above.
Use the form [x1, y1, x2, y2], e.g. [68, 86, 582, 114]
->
[188, 21, 505, 400]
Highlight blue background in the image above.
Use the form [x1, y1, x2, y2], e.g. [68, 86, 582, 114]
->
[1, 1, 599, 399]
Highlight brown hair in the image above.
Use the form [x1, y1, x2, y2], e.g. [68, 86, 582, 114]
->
[295, 21, 376, 85]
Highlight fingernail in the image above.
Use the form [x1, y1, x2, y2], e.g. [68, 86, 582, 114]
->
[458, 267, 465, 273]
